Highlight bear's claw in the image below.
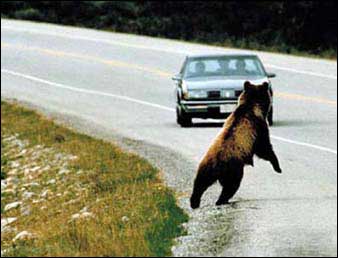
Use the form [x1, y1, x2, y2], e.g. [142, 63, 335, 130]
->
[190, 198, 201, 209]
[215, 199, 230, 206]
[275, 167, 282, 173]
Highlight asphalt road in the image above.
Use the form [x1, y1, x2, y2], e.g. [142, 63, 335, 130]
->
[1, 19, 337, 257]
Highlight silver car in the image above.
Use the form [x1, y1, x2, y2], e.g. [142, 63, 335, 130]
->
[173, 54, 276, 127]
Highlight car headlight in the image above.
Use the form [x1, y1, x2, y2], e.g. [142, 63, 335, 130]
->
[187, 90, 208, 99]
[221, 90, 234, 98]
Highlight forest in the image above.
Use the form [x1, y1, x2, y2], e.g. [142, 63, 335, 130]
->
[1, 1, 337, 58]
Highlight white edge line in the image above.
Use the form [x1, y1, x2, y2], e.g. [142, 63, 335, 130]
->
[271, 136, 337, 155]
[266, 64, 337, 80]
[1, 69, 174, 112]
[2, 69, 337, 156]
[2, 26, 337, 80]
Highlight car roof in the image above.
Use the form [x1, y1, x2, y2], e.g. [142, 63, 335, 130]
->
[186, 53, 259, 59]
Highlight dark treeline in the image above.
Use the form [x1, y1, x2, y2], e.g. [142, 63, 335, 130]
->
[1, 1, 337, 58]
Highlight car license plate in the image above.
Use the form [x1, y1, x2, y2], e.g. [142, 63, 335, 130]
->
[220, 104, 236, 113]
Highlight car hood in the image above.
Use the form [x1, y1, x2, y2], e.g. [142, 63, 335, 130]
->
[183, 76, 269, 90]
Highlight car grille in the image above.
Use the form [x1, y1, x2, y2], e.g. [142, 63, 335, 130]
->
[208, 91, 221, 98]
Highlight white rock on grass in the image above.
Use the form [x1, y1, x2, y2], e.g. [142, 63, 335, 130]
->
[54, 153, 66, 160]
[71, 213, 81, 220]
[10, 161, 20, 168]
[22, 191, 35, 200]
[17, 149, 27, 156]
[3, 135, 16, 142]
[21, 206, 31, 216]
[24, 168, 32, 177]
[1, 188, 16, 195]
[1, 217, 17, 232]
[1, 180, 7, 190]
[12, 231, 37, 242]
[64, 199, 78, 206]
[32, 199, 45, 204]
[58, 168, 70, 175]
[80, 207, 88, 213]
[76, 170, 84, 175]
[1, 249, 9, 256]
[41, 165, 51, 171]
[6, 177, 19, 186]
[16, 140, 26, 150]
[30, 166, 41, 173]
[4, 201, 22, 212]
[23, 182, 40, 188]
[121, 216, 130, 223]
[68, 155, 78, 160]
[40, 189, 51, 198]
[47, 179, 56, 185]
[7, 169, 18, 176]
[71, 212, 94, 221]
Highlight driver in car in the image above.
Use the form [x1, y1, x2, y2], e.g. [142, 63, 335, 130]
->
[234, 59, 249, 75]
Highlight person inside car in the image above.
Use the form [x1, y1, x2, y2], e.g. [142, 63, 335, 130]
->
[217, 59, 231, 75]
[234, 59, 250, 75]
[194, 61, 206, 76]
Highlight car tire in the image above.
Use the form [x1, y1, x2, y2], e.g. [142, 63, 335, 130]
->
[176, 106, 192, 127]
[268, 107, 273, 126]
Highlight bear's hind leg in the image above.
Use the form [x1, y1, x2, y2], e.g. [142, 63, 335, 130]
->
[216, 165, 244, 206]
[190, 169, 218, 209]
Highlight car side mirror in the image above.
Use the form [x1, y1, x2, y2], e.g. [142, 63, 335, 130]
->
[267, 72, 276, 78]
[172, 74, 182, 82]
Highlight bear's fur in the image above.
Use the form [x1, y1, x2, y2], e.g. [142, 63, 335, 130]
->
[190, 81, 282, 209]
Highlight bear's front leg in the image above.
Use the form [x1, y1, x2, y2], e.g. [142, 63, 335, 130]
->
[254, 122, 282, 173]
[256, 144, 282, 173]
[268, 149, 282, 173]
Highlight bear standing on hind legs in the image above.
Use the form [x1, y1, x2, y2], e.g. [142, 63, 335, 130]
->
[190, 81, 282, 209]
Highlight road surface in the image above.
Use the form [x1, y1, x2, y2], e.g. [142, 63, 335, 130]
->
[1, 19, 337, 257]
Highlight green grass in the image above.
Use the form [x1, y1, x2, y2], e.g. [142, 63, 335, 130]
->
[1, 100, 188, 257]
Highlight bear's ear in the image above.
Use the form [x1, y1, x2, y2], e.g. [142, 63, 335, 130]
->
[244, 81, 252, 91]
[261, 82, 269, 91]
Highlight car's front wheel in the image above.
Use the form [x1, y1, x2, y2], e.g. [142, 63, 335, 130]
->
[176, 106, 192, 127]
[268, 107, 273, 126]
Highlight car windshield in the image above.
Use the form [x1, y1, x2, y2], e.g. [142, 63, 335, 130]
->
[183, 56, 265, 78]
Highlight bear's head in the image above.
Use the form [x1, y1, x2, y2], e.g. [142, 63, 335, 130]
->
[239, 81, 272, 117]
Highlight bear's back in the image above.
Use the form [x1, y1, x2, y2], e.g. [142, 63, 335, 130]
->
[199, 109, 257, 170]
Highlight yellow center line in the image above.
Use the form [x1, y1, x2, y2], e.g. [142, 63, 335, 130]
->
[1, 42, 171, 78]
[274, 92, 337, 106]
[2, 42, 336, 106]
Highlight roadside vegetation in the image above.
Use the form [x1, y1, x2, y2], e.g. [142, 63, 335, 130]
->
[1, 100, 188, 257]
[1, 1, 337, 59]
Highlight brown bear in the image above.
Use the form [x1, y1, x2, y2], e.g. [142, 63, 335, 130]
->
[190, 81, 282, 209]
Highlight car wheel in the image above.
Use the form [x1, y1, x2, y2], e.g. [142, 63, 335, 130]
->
[176, 106, 192, 127]
[268, 107, 273, 126]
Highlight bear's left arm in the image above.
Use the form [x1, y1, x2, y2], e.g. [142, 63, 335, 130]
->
[254, 121, 282, 173]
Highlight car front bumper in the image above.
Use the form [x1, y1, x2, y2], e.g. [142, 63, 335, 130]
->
[180, 99, 238, 118]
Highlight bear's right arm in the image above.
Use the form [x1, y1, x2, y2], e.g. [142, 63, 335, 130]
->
[254, 121, 282, 173]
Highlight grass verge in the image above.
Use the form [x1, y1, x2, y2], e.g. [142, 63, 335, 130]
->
[1, 100, 188, 257]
